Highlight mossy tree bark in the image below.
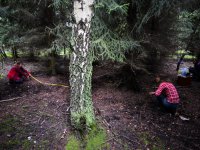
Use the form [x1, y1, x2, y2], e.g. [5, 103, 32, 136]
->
[69, 0, 95, 129]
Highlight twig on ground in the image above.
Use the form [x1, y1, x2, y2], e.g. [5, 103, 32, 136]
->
[62, 112, 70, 115]
[103, 119, 111, 129]
[61, 128, 67, 139]
[67, 105, 71, 112]
[40, 120, 45, 125]
[37, 116, 42, 124]
[56, 102, 68, 110]
[0, 96, 24, 103]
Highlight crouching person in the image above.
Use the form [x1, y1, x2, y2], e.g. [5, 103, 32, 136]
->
[7, 61, 30, 84]
[189, 56, 200, 80]
[149, 75, 180, 114]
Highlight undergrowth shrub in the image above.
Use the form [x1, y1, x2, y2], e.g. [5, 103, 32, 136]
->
[65, 136, 81, 150]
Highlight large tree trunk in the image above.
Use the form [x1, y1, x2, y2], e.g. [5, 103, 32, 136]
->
[69, 0, 95, 129]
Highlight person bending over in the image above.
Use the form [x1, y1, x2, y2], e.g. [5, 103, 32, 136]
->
[7, 61, 30, 84]
[189, 56, 200, 80]
[149, 75, 180, 114]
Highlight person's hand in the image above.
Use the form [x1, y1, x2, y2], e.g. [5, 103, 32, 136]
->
[28, 72, 31, 77]
[26, 73, 31, 80]
[149, 92, 155, 95]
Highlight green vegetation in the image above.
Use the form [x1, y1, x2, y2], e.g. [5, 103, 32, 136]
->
[65, 126, 109, 150]
[171, 50, 195, 60]
[0, 116, 18, 134]
[0, 115, 52, 149]
[0, 73, 4, 79]
[85, 126, 108, 150]
[5, 51, 12, 58]
[139, 132, 150, 146]
[0, 116, 32, 149]
[65, 136, 81, 150]
[22, 140, 32, 150]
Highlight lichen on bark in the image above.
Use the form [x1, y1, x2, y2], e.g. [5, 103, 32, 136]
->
[69, 0, 95, 129]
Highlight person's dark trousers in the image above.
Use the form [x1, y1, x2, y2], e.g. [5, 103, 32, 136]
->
[189, 67, 200, 80]
[157, 95, 178, 114]
[9, 78, 24, 84]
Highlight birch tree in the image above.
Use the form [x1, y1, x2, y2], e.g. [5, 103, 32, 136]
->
[69, 0, 95, 129]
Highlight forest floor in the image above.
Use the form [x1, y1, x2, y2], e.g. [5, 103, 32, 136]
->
[0, 58, 200, 150]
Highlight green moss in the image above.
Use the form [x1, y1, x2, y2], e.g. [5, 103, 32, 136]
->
[71, 111, 96, 130]
[85, 126, 108, 150]
[22, 140, 32, 150]
[0, 115, 35, 149]
[69, 45, 96, 130]
[140, 132, 149, 146]
[65, 125, 109, 150]
[65, 136, 81, 150]
[0, 117, 18, 134]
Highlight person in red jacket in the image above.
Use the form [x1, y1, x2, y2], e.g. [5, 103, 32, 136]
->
[7, 61, 30, 84]
[149, 74, 180, 114]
